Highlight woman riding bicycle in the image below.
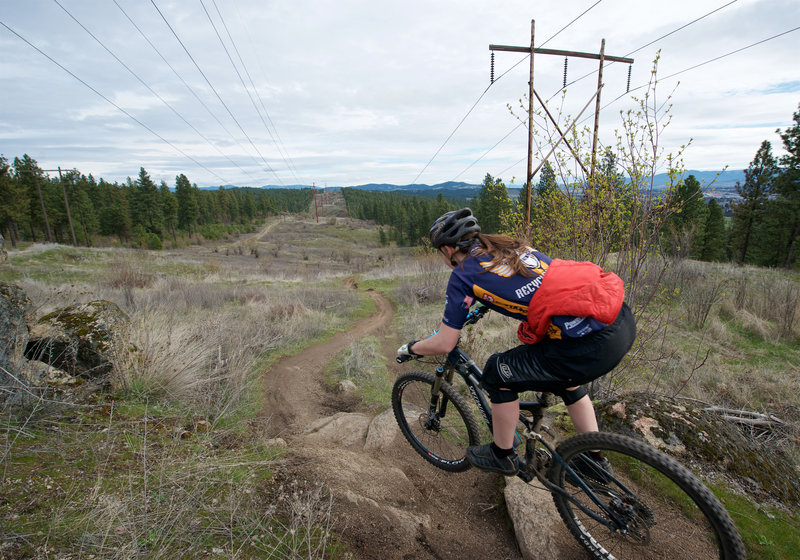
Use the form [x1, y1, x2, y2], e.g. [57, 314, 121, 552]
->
[397, 208, 636, 476]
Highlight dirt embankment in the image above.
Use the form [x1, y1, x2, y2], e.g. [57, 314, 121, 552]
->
[259, 281, 584, 560]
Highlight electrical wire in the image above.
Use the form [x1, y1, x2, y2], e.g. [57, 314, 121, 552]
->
[550, 0, 738, 102]
[456, 0, 741, 183]
[112, 0, 259, 180]
[583, 23, 800, 126]
[411, 2, 602, 184]
[0, 20, 228, 183]
[210, 0, 303, 183]
[150, 0, 283, 184]
[200, 0, 301, 184]
[53, 0, 255, 182]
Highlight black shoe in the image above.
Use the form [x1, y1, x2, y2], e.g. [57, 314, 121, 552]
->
[569, 454, 614, 485]
[466, 444, 520, 476]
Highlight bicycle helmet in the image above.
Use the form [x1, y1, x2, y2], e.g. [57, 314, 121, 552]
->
[429, 208, 481, 249]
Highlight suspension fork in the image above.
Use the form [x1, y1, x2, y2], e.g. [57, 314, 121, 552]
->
[428, 365, 455, 418]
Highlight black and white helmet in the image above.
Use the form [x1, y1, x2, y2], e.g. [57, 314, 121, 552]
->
[429, 208, 481, 249]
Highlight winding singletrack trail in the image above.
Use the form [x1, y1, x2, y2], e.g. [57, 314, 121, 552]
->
[258, 278, 583, 560]
[260, 281, 392, 437]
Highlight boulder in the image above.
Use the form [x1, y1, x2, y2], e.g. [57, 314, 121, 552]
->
[596, 393, 800, 507]
[364, 407, 399, 451]
[504, 477, 565, 560]
[0, 282, 33, 382]
[24, 300, 129, 380]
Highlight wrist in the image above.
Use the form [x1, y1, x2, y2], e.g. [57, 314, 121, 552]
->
[407, 340, 422, 356]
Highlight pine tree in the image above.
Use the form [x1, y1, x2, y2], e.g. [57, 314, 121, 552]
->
[175, 174, 199, 234]
[775, 104, 800, 268]
[729, 141, 777, 264]
[697, 198, 726, 262]
[1, 156, 30, 248]
[130, 167, 163, 235]
[160, 181, 178, 242]
[664, 174, 705, 257]
[474, 173, 512, 234]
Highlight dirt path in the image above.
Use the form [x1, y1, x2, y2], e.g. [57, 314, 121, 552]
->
[260, 281, 585, 560]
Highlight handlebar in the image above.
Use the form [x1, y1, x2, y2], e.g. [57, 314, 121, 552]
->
[396, 304, 489, 364]
[463, 302, 489, 326]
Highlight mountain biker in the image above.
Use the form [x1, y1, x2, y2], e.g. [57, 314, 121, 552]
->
[397, 208, 636, 476]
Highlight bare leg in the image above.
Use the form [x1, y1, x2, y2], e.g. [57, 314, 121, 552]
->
[566, 393, 599, 434]
[491, 399, 519, 449]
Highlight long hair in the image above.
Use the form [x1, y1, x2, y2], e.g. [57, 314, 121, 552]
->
[455, 232, 534, 278]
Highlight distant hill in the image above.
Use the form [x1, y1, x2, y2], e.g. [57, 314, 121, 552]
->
[206, 170, 745, 199]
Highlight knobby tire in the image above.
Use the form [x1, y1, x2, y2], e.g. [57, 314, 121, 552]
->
[392, 371, 481, 472]
[547, 431, 746, 560]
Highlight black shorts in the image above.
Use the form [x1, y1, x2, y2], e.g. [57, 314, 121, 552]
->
[482, 303, 636, 404]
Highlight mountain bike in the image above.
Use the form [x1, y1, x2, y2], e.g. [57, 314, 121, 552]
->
[393, 305, 746, 560]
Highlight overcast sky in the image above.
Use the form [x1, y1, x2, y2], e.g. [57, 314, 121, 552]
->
[1, 0, 798, 189]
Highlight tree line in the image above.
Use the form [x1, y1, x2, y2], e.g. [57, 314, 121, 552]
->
[341, 189, 469, 246]
[0, 155, 314, 249]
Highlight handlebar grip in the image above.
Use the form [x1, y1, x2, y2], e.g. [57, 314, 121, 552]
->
[396, 354, 414, 364]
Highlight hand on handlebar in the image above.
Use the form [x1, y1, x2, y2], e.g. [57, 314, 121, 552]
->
[396, 340, 420, 363]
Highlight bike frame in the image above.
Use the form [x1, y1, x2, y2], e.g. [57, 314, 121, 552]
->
[431, 342, 631, 532]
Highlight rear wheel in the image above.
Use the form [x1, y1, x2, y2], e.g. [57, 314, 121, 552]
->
[392, 371, 481, 472]
[548, 432, 745, 560]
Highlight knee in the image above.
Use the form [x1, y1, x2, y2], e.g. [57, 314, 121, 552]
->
[555, 385, 588, 406]
[482, 354, 519, 404]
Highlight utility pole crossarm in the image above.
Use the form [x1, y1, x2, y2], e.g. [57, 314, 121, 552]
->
[489, 44, 633, 65]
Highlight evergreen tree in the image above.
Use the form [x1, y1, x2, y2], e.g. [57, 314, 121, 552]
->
[175, 174, 199, 234]
[696, 198, 726, 262]
[729, 141, 777, 264]
[535, 161, 557, 196]
[130, 167, 163, 235]
[1, 155, 30, 247]
[160, 181, 178, 242]
[99, 186, 131, 242]
[775, 104, 800, 268]
[664, 174, 705, 257]
[13, 154, 46, 241]
[474, 173, 512, 234]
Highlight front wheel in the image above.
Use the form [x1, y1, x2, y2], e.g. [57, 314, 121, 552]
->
[548, 431, 745, 560]
[392, 371, 481, 472]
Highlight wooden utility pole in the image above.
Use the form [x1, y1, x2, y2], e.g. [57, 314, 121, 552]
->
[490, 27, 633, 229]
[590, 39, 606, 179]
[524, 20, 535, 230]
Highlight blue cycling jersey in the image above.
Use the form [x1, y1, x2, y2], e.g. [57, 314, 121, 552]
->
[442, 244, 607, 339]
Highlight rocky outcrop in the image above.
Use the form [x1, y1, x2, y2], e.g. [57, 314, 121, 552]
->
[24, 300, 129, 381]
[597, 393, 800, 507]
[0, 282, 33, 382]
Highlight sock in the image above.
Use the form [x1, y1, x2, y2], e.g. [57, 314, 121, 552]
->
[491, 442, 514, 458]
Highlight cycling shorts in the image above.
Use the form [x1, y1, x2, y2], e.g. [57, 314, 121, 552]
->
[482, 303, 636, 404]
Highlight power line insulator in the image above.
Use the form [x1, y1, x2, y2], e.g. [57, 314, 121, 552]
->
[563, 57, 568, 88]
[626, 65, 632, 93]
[490, 51, 495, 84]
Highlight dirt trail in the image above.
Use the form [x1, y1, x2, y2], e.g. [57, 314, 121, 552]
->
[260, 281, 584, 560]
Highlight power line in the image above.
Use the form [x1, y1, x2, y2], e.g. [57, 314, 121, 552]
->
[587, 23, 800, 125]
[454, 1, 742, 183]
[0, 19, 228, 183]
[200, 0, 300, 184]
[53, 0, 254, 182]
[550, 0, 739, 102]
[210, 0, 303, 183]
[112, 0, 260, 180]
[411, 3, 601, 184]
[149, 0, 283, 184]
[539, 0, 603, 48]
